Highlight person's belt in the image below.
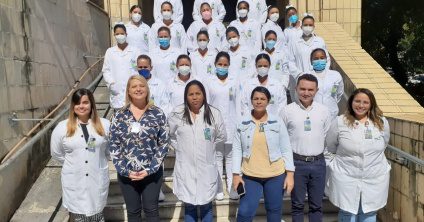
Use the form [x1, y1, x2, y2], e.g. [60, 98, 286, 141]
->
[293, 153, 324, 162]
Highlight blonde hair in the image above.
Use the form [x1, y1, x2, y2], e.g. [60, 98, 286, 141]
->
[66, 88, 105, 137]
[125, 75, 153, 107]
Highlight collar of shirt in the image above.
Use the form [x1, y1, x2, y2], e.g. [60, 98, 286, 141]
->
[173, 74, 195, 84]
[112, 45, 135, 54]
[241, 112, 279, 125]
[126, 22, 145, 29]
[296, 100, 315, 111]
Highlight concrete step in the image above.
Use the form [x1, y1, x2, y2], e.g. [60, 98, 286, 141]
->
[110, 215, 338, 222]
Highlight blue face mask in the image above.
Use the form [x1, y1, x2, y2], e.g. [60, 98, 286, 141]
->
[216, 67, 228, 76]
[312, 59, 327, 71]
[265, 40, 276, 50]
[138, 69, 151, 79]
[288, 14, 298, 24]
[158, 38, 170, 48]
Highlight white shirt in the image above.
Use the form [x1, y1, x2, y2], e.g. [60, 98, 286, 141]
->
[50, 118, 110, 216]
[149, 46, 183, 83]
[149, 20, 188, 52]
[228, 18, 262, 52]
[147, 75, 169, 114]
[190, 49, 217, 80]
[154, 0, 183, 24]
[186, 19, 226, 53]
[283, 25, 302, 44]
[261, 19, 286, 50]
[193, 0, 226, 22]
[261, 49, 291, 88]
[312, 70, 344, 118]
[169, 105, 226, 205]
[125, 22, 150, 54]
[236, 0, 268, 24]
[225, 45, 257, 81]
[102, 45, 141, 109]
[280, 101, 331, 156]
[325, 115, 391, 214]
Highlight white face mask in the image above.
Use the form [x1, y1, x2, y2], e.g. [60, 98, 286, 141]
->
[197, 40, 208, 50]
[269, 13, 279, 22]
[162, 11, 172, 20]
[238, 9, 248, 18]
[115, 34, 126, 44]
[302, 26, 314, 36]
[257, 67, 269, 77]
[178, 65, 191, 76]
[131, 13, 142, 23]
[228, 37, 239, 47]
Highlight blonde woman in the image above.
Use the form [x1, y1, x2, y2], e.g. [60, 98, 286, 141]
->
[109, 75, 169, 222]
[50, 88, 110, 222]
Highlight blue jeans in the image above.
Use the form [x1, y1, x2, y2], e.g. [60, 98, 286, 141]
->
[237, 174, 285, 222]
[338, 200, 377, 222]
[184, 202, 213, 222]
[291, 158, 326, 222]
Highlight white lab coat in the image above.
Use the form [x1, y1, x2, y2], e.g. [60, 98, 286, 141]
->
[149, 20, 188, 52]
[50, 118, 110, 216]
[125, 22, 150, 54]
[102, 45, 141, 109]
[325, 115, 391, 214]
[154, 0, 183, 24]
[148, 75, 169, 114]
[236, 0, 268, 24]
[189, 49, 217, 80]
[228, 18, 262, 52]
[168, 104, 226, 205]
[224, 45, 257, 81]
[192, 0, 226, 22]
[261, 49, 291, 89]
[186, 19, 226, 53]
[312, 69, 344, 118]
[149, 46, 183, 83]
[283, 26, 303, 44]
[261, 19, 286, 51]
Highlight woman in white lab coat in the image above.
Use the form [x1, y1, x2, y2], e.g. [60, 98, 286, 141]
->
[325, 88, 390, 222]
[229, 1, 262, 52]
[153, 0, 183, 24]
[168, 80, 226, 222]
[283, 5, 302, 44]
[236, 0, 267, 24]
[186, 2, 226, 53]
[310, 48, 344, 118]
[189, 30, 217, 80]
[261, 5, 286, 51]
[102, 24, 141, 110]
[51, 88, 110, 222]
[125, 5, 150, 54]
[193, 0, 226, 22]
[206, 52, 241, 200]
[149, 1, 188, 52]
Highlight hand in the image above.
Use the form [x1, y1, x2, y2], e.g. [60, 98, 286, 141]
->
[284, 171, 294, 194]
[129, 170, 148, 181]
[232, 174, 244, 191]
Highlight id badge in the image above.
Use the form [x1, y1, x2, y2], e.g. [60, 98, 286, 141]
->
[229, 87, 234, 101]
[204, 128, 211, 141]
[275, 61, 281, 70]
[144, 33, 148, 42]
[259, 123, 265, 132]
[170, 61, 176, 71]
[269, 94, 275, 104]
[304, 119, 311, 131]
[331, 84, 337, 98]
[87, 138, 96, 150]
[130, 122, 141, 134]
[365, 128, 372, 139]
[131, 59, 137, 70]
[247, 30, 252, 38]
[207, 64, 212, 74]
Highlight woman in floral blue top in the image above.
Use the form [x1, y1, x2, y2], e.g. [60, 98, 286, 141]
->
[109, 75, 169, 222]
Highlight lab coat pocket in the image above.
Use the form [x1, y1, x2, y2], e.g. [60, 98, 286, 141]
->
[61, 170, 78, 189]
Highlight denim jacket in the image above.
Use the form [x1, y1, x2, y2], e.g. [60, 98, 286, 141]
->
[232, 113, 295, 174]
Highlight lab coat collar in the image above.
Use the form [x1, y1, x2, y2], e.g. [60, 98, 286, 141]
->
[295, 100, 316, 111]
[173, 74, 195, 84]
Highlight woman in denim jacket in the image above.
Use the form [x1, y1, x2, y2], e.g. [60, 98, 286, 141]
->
[232, 86, 295, 222]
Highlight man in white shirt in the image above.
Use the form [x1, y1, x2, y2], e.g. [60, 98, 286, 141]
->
[279, 74, 332, 222]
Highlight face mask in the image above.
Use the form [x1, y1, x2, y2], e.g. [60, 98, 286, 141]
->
[115, 34, 126, 44]
[131, 13, 142, 23]
[269, 13, 279, 22]
[138, 69, 151, 79]
[302, 26, 314, 36]
[178, 65, 191, 76]
[198, 40, 208, 50]
[216, 67, 228, 76]
[202, 11, 212, 20]
[228, 37, 239, 47]
[265, 40, 276, 50]
[288, 14, 298, 24]
[238, 9, 248, 18]
[312, 59, 327, 71]
[162, 11, 172, 20]
[158, 38, 170, 48]
[257, 67, 269, 77]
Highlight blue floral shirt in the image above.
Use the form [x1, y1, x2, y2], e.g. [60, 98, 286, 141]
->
[109, 105, 169, 176]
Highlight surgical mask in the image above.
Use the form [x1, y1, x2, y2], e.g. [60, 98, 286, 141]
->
[162, 11, 172, 20]
[288, 14, 298, 24]
[269, 13, 279, 22]
[238, 9, 248, 18]
[178, 65, 191, 76]
[138, 69, 151, 79]
[312, 59, 327, 71]
[115, 34, 126, 44]
[265, 40, 276, 50]
[216, 67, 228, 76]
[228, 37, 239, 47]
[131, 13, 142, 23]
[158, 38, 170, 48]
[202, 11, 212, 20]
[302, 26, 314, 36]
[257, 67, 269, 77]
[197, 40, 208, 50]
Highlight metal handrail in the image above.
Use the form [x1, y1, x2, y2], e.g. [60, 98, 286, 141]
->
[386, 144, 424, 167]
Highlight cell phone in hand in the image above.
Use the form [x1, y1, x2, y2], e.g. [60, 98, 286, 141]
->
[237, 183, 245, 196]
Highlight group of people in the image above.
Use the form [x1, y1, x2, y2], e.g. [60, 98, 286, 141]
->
[50, 1, 391, 222]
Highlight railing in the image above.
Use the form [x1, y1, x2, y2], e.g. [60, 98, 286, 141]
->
[386, 144, 424, 167]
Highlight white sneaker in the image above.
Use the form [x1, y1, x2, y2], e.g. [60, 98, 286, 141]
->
[159, 189, 165, 202]
[215, 192, 224, 200]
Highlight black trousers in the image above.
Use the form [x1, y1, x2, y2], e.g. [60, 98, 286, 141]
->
[117, 168, 163, 222]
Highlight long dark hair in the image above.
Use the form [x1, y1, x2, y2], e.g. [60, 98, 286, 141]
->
[182, 80, 214, 125]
